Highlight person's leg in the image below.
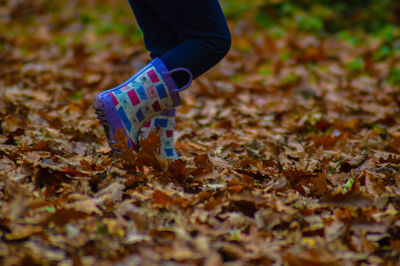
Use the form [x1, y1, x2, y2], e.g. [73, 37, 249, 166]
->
[129, 0, 182, 159]
[94, 0, 230, 157]
[133, 0, 231, 159]
[128, 0, 183, 59]
[129, 0, 231, 79]
[146, 0, 231, 83]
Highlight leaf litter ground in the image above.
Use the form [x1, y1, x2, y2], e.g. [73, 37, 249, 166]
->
[1, 1, 400, 265]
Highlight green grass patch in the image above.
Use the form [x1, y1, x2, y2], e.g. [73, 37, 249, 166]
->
[389, 67, 400, 86]
[347, 57, 365, 72]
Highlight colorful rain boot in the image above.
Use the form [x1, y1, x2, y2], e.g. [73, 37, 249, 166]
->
[93, 58, 192, 151]
[141, 108, 179, 160]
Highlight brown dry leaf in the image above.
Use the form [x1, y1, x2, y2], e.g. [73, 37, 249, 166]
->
[40, 208, 90, 227]
[65, 199, 103, 215]
[283, 248, 341, 266]
[340, 153, 368, 172]
[137, 129, 166, 171]
[218, 242, 245, 262]
[204, 194, 224, 211]
[364, 170, 385, 197]
[5, 224, 43, 241]
[96, 181, 125, 204]
[194, 153, 214, 170]
[227, 178, 244, 193]
[322, 171, 373, 207]
[167, 158, 187, 183]
[114, 127, 138, 167]
[152, 190, 173, 208]
[165, 242, 195, 261]
[283, 168, 327, 196]
[321, 191, 373, 208]
[390, 239, 400, 251]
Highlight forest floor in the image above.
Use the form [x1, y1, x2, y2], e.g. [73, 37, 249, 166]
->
[1, 1, 400, 265]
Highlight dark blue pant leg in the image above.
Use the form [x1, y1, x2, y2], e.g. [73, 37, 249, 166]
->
[128, 0, 183, 59]
[129, 0, 231, 85]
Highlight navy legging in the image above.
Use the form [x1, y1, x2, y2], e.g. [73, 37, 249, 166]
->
[128, 0, 231, 86]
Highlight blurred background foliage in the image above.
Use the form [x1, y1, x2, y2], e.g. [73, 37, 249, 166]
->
[221, 0, 400, 86]
[221, 0, 400, 63]
[3, 0, 399, 38]
[4, 0, 399, 33]
[222, 0, 400, 33]
[1, 0, 399, 85]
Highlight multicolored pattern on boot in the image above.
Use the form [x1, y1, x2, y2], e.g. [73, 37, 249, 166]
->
[141, 108, 179, 160]
[93, 58, 190, 150]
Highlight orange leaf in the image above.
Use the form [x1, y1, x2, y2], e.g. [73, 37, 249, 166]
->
[152, 190, 173, 208]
